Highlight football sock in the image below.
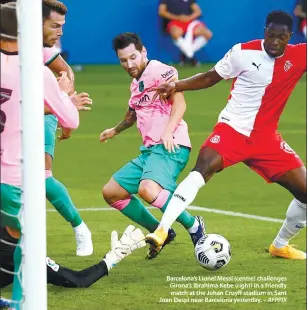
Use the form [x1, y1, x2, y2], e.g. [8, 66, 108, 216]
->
[46, 174, 82, 228]
[273, 198, 307, 248]
[173, 37, 194, 58]
[159, 171, 205, 232]
[117, 195, 159, 232]
[152, 189, 196, 230]
[192, 37, 208, 53]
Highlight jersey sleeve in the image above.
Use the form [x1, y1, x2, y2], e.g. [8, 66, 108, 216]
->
[215, 44, 243, 80]
[43, 67, 79, 129]
[43, 47, 60, 66]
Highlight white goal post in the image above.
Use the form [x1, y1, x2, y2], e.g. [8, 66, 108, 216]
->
[18, 0, 47, 309]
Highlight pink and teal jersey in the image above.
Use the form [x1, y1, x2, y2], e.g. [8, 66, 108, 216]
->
[128, 60, 191, 148]
[0, 50, 79, 187]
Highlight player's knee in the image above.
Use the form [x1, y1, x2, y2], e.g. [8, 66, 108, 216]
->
[102, 183, 116, 205]
[170, 27, 183, 40]
[193, 152, 222, 182]
[138, 180, 161, 203]
[204, 29, 213, 40]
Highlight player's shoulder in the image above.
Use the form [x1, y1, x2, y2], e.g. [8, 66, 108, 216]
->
[148, 60, 178, 81]
[286, 42, 307, 54]
[240, 39, 263, 51]
[149, 60, 177, 76]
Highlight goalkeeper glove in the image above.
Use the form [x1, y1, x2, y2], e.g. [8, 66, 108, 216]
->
[103, 225, 146, 271]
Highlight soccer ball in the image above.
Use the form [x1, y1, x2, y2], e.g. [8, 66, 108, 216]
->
[194, 234, 231, 271]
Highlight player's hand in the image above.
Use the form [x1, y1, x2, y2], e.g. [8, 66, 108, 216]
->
[71, 92, 93, 111]
[178, 15, 191, 23]
[150, 82, 176, 104]
[161, 130, 179, 153]
[99, 128, 117, 143]
[103, 225, 146, 269]
[57, 71, 73, 95]
[58, 127, 72, 141]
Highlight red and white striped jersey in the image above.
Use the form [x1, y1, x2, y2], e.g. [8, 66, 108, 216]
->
[215, 39, 306, 136]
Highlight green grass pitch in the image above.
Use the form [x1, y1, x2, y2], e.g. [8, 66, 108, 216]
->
[3, 64, 306, 309]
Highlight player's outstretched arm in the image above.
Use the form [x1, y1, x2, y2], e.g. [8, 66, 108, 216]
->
[152, 68, 223, 102]
[46, 226, 146, 288]
[161, 92, 186, 153]
[100, 108, 137, 142]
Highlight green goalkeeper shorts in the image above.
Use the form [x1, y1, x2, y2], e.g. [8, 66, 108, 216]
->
[45, 114, 58, 159]
[113, 144, 190, 194]
[0, 184, 22, 230]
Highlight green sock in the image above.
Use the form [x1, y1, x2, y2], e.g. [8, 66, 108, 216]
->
[12, 239, 22, 310]
[161, 193, 195, 230]
[121, 195, 159, 232]
[46, 176, 82, 227]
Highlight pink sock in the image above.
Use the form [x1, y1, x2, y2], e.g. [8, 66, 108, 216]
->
[151, 189, 170, 209]
[111, 198, 131, 211]
[45, 170, 53, 179]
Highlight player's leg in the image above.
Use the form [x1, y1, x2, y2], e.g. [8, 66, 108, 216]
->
[245, 135, 306, 259]
[145, 147, 221, 248]
[167, 22, 193, 59]
[0, 184, 22, 309]
[44, 115, 93, 256]
[146, 123, 247, 248]
[270, 167, 306, 259]
[192, 23, 213, 54]
[103, 154, 160, 233]
[138, 145, 204, 245]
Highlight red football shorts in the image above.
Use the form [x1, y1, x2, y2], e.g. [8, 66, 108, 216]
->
[166, 20, 205, 34]
[201, 123, 304, 183]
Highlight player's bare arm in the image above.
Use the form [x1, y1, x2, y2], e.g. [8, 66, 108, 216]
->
[158, 3, 180, 21]
[48, 55, 75, 87]
[100, 108, 137, 142]
[189, 3, 202, 21]
[161, 92, 186, 153]
[152, 68, 223, 101]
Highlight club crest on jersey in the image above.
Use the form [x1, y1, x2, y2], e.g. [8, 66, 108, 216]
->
[284, 61, 293, 72]
[210, 135, 220, 144]
[139, 81, 144, 92]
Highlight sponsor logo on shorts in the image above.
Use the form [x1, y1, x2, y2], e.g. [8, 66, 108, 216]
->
[46, 257, 60, 272]
[161, 69, 174, 79]
[174, 193, 186, 202]
[210, 135, 220, 144]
